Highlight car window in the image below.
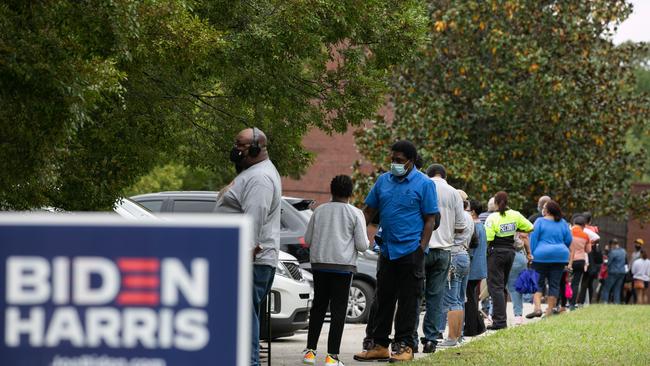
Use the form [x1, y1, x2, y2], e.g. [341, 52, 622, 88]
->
[138, 200, 164, 212]
[172, 199, 216, 213]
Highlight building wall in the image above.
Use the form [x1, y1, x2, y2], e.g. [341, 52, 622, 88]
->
[626, 183, 650, 254]
[281, 128, 365, 205]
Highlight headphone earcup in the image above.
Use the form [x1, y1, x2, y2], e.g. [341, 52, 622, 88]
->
[248, 145, 261, 157]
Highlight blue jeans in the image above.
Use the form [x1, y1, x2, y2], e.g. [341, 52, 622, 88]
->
[443, 253, 471, 312]
[418, 249, 451, 343]
[507, 251, 527, 317]
[601, 272, 625, 304]
[252, 265, 275, 366]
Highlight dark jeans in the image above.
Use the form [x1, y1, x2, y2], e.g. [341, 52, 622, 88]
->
[464, 279, 485, 336]
[570, 260, 586, 306]
[372, 248, 425, 349]
[252, 265, 276, 366]
[578, 269, 598, 304]
[487, 247, 514, 328]
[420, 248, 451, 342]
[364, 257, 381, 343]
[307, 271, 353, 354]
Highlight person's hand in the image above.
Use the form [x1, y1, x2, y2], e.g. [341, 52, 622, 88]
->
[252, 245, 262, 261]
[527, 253, 533, 263]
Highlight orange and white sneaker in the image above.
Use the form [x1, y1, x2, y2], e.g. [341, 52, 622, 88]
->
[326, 354, 345, 366]
[302, 349, 316, 365]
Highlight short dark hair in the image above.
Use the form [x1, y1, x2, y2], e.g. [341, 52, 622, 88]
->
[469, 199, 483, 215]
[426, 164, 446, 179]
[582, 211, 593, 224]
[330, 175, 353, 198]
[391, 140, 417, 161]
[573, 215, 587, 226]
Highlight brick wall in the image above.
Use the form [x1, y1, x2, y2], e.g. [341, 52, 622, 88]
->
[281, 128, 365, 206]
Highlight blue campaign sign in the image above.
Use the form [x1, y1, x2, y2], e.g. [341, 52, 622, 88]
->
[0, 214, 252, 366]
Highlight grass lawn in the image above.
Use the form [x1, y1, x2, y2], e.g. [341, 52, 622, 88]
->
[413, 305, 650, 365]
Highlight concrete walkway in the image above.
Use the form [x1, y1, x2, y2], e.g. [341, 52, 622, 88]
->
[266, 302, 545, 365]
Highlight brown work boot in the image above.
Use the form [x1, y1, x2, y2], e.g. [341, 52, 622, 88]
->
[389, 342, 414, 363]
[353, 344, 390, 362]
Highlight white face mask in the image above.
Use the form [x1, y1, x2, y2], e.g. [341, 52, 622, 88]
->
[390, 163, 407, 176]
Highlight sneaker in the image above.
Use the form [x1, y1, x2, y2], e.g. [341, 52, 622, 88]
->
[514, 316, 524, 325]
[437, 338, 458, 348]
[302, 349, 316, 365]
[422, 340, 437, 354]
[389, 343, 414, 363]
[525, 310, 543, 319]
[326, 354, 345, 366]
[353, 344, 390, 362]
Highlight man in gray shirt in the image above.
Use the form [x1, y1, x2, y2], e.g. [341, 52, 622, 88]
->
[418, 164, 466, 354]
[214, 127, 281, 366]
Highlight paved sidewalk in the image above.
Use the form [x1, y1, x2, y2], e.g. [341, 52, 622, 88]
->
[266, 302, 544, 365]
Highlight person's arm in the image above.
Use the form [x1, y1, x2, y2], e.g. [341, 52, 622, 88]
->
[520, 232, 533, 262]
[363, 178, 381, 226]
[363, 206, 378, 227]
[484, 214, 496, 244]
[304, 211, 315, 246]
[420, 214, 436, 251]
[353, 209, 370, 252]
[240, 179, 274, 257]
[529, 220, 540, 254]
[516, 212, 534, 233]
[568, 239, 576, 270]
[454, 193, 466, 233]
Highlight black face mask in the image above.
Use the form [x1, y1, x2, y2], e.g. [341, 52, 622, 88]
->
[229, 147, 245, 163]
[636, 245, 642, 251]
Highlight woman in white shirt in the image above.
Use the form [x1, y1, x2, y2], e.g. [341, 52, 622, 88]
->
[631, 249, 650, 305]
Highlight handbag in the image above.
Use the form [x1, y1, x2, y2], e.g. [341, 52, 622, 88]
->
[634, 279, 645, 290]
[514, 268, 540, 294]
[564, 277, 573, 299]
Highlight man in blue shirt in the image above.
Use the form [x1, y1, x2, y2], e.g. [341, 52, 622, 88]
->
[354, 140, 440, 363]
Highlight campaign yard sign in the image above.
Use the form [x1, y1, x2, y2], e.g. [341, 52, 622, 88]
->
[0, 214, 252, 366]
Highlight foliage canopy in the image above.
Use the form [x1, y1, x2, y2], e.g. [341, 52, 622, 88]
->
[354, 0, 650, 220]
[0, 0, 427, 210]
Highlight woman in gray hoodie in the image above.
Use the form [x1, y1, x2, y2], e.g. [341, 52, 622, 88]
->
[302, 175, 369, 366]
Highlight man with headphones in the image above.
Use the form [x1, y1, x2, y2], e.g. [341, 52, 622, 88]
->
[215, 127, 282, 366]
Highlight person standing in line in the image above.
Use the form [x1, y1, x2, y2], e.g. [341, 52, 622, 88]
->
[578, 214, 601, 305]
[506, 231, 531, 325]
[478, 197, 496, 225]
[484, 191, 533, 330]
[354, 141, 440, 363]
[302, 175, 369, 366]
[465, 200, 487, 336]
[631, 249, 650, 304]
[601, 239, 628, 304]
[438, 190, 474, 347]
[214, 127, 281, 366]
[415, 164, 466, 354]
[568, 216, 592, 309]
[528, 195, 552, 223]
[525, 200, 572, 318]
[361, 154, 424, 353]
[631, 238, 645, 263]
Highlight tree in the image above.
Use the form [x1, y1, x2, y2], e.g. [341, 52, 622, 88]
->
[0, 0, 427, 210]
[354, 0, 650, 221]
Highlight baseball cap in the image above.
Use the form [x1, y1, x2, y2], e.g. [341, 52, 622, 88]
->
[635, 238, 645, 246]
